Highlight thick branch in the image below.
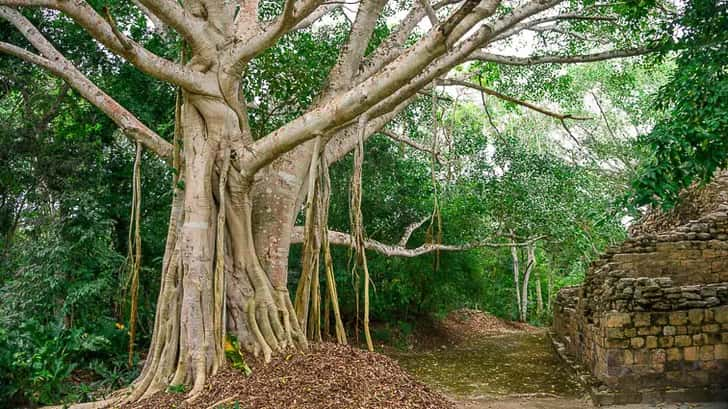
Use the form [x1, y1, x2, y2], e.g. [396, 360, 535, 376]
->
[291, 227, 546, 257]
[292, 3, 341, 30]
[131, 0, 167, 34]
[225, 0, 322, 73]
[324, 96, 413, 166]
[134, 0, 206, 47]
[0, 8, 172, 158]
[0, 0, 215, 94]
[439, 78, 590, 120]
[327, 0, 388, 91]
[363, 0, 565, 121]
[490, 12, 617, 42]
[468, 47, 651, 65]
[241, 0, 504, 174]
[418, 0, 439, 25]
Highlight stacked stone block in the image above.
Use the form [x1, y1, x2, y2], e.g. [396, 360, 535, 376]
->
[553, 207, 728, 404]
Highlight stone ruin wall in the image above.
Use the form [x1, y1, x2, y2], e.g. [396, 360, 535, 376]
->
[553, 205, 728, 403]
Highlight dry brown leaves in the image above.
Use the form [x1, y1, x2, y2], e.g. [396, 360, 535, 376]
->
[436, 309, 538, 344]
[122, 343, 455, 409]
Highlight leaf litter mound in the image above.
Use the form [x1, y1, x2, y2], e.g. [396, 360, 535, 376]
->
[629, 170, 728, 236]
[123, 342, 455, 409]
[438, 308, 538, 343]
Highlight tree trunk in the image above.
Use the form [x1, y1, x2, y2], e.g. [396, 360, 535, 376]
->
[128, 93, 307, 402]
[510, 243, 521, 321]
[536, 272, 544, 316]
[520, 243, 536, 322]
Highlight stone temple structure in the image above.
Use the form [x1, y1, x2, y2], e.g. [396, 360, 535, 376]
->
[553, 172, 728, 405]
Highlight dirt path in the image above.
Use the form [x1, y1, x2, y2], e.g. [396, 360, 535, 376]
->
[385, 309, 727, 409]
[455, 397, 728, 409]
[389, 332, 583, 399]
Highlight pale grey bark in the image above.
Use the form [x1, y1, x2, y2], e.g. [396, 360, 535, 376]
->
[292, 227, 544, 257]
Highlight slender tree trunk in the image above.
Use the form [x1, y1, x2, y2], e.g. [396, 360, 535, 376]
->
[547, 265, 553, 313]
[536, 271, 544, 316]
[520, 243, 536, 322]
[510, 243, 522, 321]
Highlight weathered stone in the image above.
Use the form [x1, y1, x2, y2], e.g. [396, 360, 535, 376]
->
[658, 336, 674, 348]
[704, 297, 721, 307]
[684, 346, 699, 361]
[699, 345, 715, 361]
[675, 335, 692, 347]
[702, 323, 720, 333]
[623, 349, 634, 365]
[715, 344, 728, 360]
[606, 312, 632, 328]
[646, 336, 658, 349]
[607, 339, 629, 349]
[704, 333, 721, 345]
[666, 348, 682, 361]
[551, 197, 728, 401]
[631, 337, 645, 348]
[652, 348, 667, 365]
[607, 349, 624, 366]
[715, 306, 728, 323]
[688, 309, 704, 325]
[633, 313, 651, 327]
[607, 328, 625, 339]
[637, 327, 652, 336]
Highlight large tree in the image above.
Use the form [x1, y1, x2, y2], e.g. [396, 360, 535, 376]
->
[0, 0, 668, 402]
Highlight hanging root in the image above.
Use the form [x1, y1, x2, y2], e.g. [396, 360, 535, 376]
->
[294, 136, 324, 341]
[128, 142, 143, 368]
[428, 90, 443, 271]
[318, 159, 347, 344]
[350, 116, 374, 352]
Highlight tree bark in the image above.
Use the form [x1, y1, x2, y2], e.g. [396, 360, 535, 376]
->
[128, 92, 307, 402]
[536, 271, 544, 315]
[520, 243, 536, 322]
[510, 242, 521, 321]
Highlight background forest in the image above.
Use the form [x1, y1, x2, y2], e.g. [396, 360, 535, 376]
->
[0, 0, 726, 406]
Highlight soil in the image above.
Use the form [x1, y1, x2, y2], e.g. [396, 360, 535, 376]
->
[120, 343, 456, 409]
[456, 397, 728, 409]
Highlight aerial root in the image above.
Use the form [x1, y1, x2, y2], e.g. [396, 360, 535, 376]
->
[244, 290, 308, 363]
[185, 363, 207, 403]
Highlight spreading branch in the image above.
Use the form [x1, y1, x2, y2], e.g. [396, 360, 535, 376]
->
[380, 129, 446, 163]
[0, 7, 172, 159]
[399, 215, 431, 246]
[439, 78, 590, 120]
[468, 47, 651, 65]
[0, 0, 215, 94]
[291, 227, 546, 257]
